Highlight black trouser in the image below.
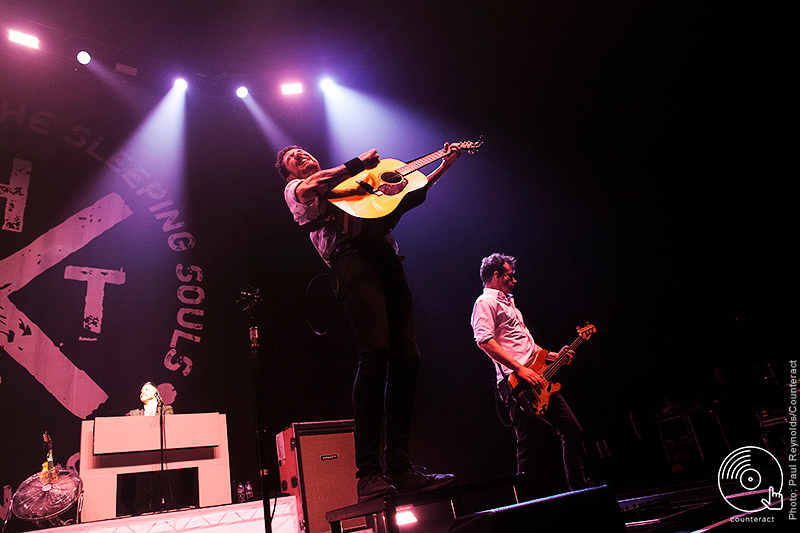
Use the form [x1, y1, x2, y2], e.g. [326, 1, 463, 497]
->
[333, 241, 420, 478]
[498, 377, 589, 498]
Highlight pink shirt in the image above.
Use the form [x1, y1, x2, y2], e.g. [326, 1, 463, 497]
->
[471, 287, 541, 383]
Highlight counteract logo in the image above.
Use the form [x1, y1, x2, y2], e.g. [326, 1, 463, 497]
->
[718, 446, 784, 513]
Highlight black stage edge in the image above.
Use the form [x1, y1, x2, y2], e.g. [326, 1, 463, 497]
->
[327, 476, 625, 533]
[617, 476, 755, 533]
[327, 475, 525, 533]
[448, 485, 624, 533]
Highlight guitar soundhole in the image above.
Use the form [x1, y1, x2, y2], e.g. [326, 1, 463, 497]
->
[379, 170, 403, 184]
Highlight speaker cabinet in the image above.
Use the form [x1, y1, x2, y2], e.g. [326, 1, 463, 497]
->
[657, 411, 729, 472]
[276, 420, 363, 533]
[447, 485, 625, 533]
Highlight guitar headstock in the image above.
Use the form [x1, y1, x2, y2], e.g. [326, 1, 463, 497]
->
[40, 431, 57, 482]
[453, 136, 484, 154]
[576, 322, 596, 340]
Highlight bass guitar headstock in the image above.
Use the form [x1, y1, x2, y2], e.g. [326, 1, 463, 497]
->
[453, 135, 484, 154]
[576, 322, 596, 340]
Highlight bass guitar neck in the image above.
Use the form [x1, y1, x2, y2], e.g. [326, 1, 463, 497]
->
[508, 322, 596, 418]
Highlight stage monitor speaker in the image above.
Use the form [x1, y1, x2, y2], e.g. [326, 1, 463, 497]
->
[447, 485, 625, 533]
[276, 420, 363, 533]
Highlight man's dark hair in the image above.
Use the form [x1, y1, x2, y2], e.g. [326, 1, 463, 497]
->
[275, 145, 301, 181]
[480, 253, 516, 284]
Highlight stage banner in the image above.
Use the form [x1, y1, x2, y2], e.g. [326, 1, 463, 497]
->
[0, 53, 222, 493]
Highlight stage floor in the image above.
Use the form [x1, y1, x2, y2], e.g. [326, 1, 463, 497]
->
[26, 497, 299, 533]
[617, 475, 788, 532]
[8, 475, 786, 533]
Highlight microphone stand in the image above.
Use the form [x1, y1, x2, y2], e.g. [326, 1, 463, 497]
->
[156, 393, 170, 512]
[238, 286, 272, 533]
[137, 392, 169, 515]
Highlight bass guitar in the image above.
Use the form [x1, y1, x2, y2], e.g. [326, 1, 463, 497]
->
[508, 322, 596, 418]
[326, 137, 483, 238]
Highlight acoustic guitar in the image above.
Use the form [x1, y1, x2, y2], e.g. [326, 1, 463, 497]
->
[326, 137, 483, 238]
[508, 322, 596, 418]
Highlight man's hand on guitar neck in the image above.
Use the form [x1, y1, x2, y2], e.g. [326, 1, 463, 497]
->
[425, 143, 462, 188]
[545, 346, 575, 364]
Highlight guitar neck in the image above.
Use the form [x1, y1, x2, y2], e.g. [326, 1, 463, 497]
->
[541, 335, 586, 380]
[382, 138, 483, 178]
[396, 148, 449, 176]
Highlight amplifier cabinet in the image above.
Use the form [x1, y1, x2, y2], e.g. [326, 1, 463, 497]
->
[276, 420, 364, 533]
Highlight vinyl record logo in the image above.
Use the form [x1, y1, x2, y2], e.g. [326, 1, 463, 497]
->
[717, 446, 784, 513]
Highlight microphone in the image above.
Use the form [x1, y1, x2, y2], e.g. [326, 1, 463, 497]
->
[249, 325, 259, 350]
[155, 388, 163, 405]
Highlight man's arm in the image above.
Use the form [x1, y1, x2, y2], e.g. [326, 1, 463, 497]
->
[478, 338, 547, 388]
[424, 143, 461, 188]
[545, 346, 575, 364]
[295, 149, 380, 203]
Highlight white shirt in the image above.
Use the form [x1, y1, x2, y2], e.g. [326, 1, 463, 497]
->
[284, 178, 399, 265]
[284, 179, 340, 265]
[471, 287, 541, 383]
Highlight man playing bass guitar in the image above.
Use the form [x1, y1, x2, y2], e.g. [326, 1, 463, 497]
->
[470, 253, 591, 499]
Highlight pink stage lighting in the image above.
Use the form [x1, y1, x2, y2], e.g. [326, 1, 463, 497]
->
[281, 83, 303, 95]
[9, 29, 39, 49]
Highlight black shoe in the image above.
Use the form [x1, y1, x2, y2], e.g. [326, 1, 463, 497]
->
[386, 465, 455, 493]
[357, 474, 398, 502]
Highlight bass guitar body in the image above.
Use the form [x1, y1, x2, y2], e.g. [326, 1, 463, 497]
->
[507, 349, 561, 418]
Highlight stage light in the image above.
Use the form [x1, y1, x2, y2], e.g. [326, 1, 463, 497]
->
[320, 78, 335, 92]
[8, 29, 39, 49]
[76, 51, 91, 65]
[174, 78, 188, 91]
[396, 510, 417, 525]
[281, 83, 303, 95]
[236, 86, 249, 99]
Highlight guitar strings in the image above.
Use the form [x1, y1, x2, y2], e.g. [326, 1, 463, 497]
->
[542, 336, 587, 380]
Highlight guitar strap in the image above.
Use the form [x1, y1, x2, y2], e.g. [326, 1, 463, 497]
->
[494, 369, 514, 428]
[495, 382, 513, 428]
[302, 213, 334, 233]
